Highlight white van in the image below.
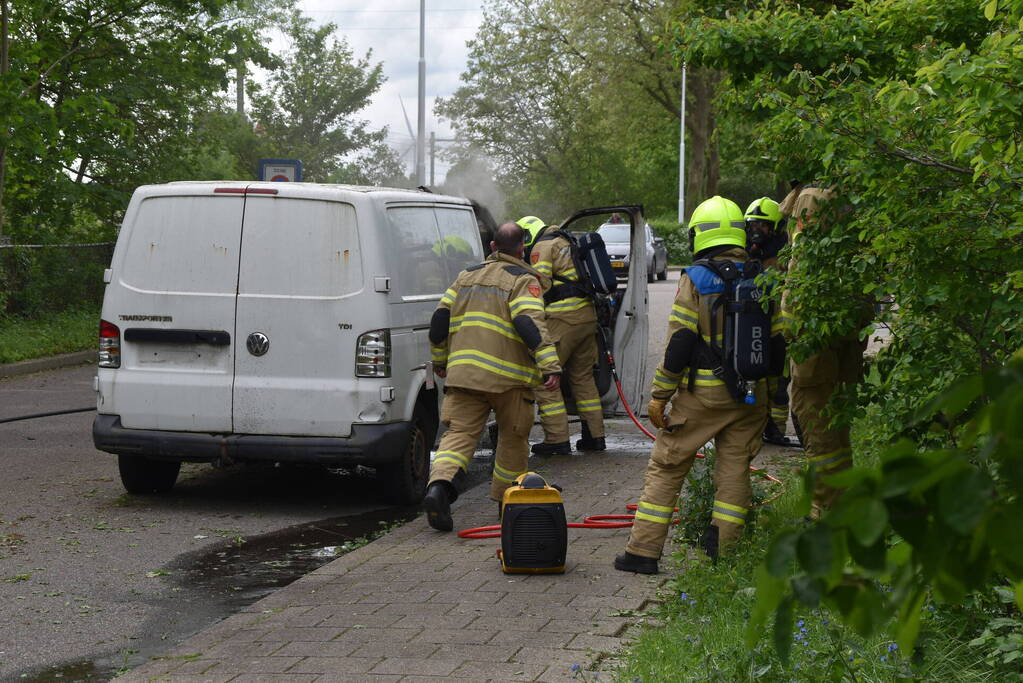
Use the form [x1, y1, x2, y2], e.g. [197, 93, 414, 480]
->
[92, 183, 649, 503]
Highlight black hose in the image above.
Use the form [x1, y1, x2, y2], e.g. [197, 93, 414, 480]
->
[0, 406, 96, 425]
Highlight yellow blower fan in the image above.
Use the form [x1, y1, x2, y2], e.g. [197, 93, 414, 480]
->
[498, 472, 567, 574]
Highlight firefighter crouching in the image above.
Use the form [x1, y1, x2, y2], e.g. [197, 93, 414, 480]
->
[614, 196, 784, 574]
[423, 222, 562, 532]
[744, 196, 801, 448]
[779, 184, 868, 519]
[517, 215, 607, 455]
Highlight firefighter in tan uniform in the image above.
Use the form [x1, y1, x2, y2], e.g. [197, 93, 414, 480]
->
[516, 216, 606, 455]
[744, 197, 800, 448]
[423, 222, 562, 532]
[615, 196, 783, 574]
[779, 184, 867, 519]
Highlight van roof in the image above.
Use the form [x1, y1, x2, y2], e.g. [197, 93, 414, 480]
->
[158, 181, 470, 204]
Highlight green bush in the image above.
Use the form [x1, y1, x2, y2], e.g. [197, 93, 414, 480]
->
[648, 215, 691, 266]
[1, 246, 112, 317]
[619, 463, 1005, 682]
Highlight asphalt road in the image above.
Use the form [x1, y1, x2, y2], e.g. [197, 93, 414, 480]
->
[0, 271, 681, 682]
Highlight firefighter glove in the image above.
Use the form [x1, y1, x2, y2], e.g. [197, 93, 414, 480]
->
[647, 398, 668, 429]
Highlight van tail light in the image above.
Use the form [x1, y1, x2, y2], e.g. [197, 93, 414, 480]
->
[356, 330, 391, 377]
[99, 320, 121, 368]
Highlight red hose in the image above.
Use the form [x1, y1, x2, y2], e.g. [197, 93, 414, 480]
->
[454, 339, 788, 540]
[605, 349, 783, 495]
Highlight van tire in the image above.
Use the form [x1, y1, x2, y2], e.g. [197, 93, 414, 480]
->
[647, 268, 655, 284]
[657, 264, 667, 280]
[381, 405, 432, 505]
[118, 455, 180, 494]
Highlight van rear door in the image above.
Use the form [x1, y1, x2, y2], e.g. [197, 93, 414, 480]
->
[558, 206, 649, 415]
[105, 186, 244, 431]
[232, 187, 365, 437]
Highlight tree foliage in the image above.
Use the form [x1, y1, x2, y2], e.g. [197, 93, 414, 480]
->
[0, 0, 290, 240]
[0, 0, 399, 249]
[674, 0, 1023, 657]
[249, 11, 393, 183]
[437, 0, 707, 219]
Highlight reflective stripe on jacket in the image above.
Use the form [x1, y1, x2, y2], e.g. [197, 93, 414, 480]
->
[432, 252, 560, 391]
[530, 233, 596, 324]
[650, 247, 779, 404]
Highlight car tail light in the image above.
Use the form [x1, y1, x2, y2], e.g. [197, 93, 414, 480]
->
[99, 320, 121, 368]
[356, 330, 391, 377]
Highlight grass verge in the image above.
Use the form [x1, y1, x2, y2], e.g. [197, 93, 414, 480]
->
[615, 456, 997, 682]
[0, 308, 98, 364]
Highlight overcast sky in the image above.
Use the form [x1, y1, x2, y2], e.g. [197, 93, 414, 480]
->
[265, 1, 486, 182]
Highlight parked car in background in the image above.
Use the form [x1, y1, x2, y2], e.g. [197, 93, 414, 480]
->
[597, 220, 668, 283]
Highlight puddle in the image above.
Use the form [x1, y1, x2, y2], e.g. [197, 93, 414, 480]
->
[10, 451, 497, 683]
[13, 660, 101, 683]
[167, 505, 421, 609]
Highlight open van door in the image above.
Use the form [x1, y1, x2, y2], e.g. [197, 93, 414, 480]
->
[557, 206, 649, 416]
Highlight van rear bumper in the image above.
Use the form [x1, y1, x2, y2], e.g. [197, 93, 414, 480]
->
[92, 414, 410, 466]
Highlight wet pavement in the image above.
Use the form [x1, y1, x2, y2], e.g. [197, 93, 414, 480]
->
[3, 447, 498, 683]
[114, 419, 664, 683]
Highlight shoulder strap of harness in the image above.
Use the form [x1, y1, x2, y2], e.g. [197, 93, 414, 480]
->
[539, 229, 595, 304]
[686, 258, 744, 401]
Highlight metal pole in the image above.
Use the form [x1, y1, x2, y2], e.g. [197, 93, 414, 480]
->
[416, 0, 426, 186]
[430, 131, 436, 186]
[677, 63, 686, 224]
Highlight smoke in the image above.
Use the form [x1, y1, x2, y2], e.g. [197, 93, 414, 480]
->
[439, 154, 507, 221]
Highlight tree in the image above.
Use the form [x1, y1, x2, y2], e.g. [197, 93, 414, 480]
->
[674, 0, 1023, 656]
[0, 0, 290, 241]
[437, 0, 717, 219]
[249, 11, 387, 183]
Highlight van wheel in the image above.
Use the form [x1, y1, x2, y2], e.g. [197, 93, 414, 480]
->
[381, 406, 431, 505]
[647, 268, 655, 283]
[118, 455, 180, 494]
[657, 264, 667, 280]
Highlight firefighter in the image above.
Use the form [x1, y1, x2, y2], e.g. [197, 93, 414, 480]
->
[518, 215, 607, 455]
[744, 197, 800, 448]
[423, 222, 562, 531]
[614, 196, 781, 574]
[779, 184, 867, 519]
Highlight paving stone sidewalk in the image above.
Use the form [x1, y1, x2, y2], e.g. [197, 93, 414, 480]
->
[117, 421, 665, 683]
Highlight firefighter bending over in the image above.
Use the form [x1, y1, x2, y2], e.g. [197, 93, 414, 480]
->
[423, 222, 562, 532]
[518, 215, 607, 455]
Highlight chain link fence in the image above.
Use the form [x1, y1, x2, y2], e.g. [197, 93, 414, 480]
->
[0, 242, 115, 317]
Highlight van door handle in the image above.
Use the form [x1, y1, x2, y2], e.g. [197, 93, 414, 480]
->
[123, 329, 231, 345]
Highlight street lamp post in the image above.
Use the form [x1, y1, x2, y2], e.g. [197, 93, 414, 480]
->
[677, 63, 687, 224]
[416, 0, 427, 186]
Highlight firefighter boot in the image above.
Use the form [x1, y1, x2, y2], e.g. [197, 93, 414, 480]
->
[613, 551, 659, 575]
[699, 524, 720, 561]
[531, 441, 571, 456]
[575, 420, 606, 452]
[763, 419, 800, 448]
[423, 480, 456, 532]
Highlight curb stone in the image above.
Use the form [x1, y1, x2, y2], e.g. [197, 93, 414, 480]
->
[0, 350, 95, 379]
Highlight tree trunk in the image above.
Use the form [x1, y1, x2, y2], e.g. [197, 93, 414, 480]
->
[0, 0, 9, 241]
[236, 61, 246, 117]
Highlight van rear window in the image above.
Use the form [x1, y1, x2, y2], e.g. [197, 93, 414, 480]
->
[238, 199, 362, 297]
[119, 196, 244, 294]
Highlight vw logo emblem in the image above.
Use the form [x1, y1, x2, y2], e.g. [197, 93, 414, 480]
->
[246, 332, 270, 357]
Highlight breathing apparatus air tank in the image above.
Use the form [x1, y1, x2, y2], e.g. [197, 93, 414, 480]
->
[498, 472, 567, 574]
